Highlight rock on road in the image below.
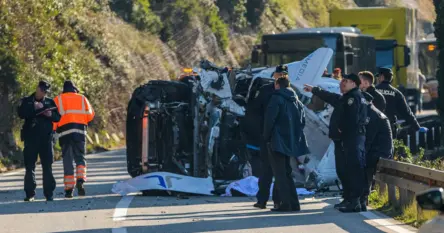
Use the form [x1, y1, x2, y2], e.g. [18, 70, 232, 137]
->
[0, 150, 417, 233]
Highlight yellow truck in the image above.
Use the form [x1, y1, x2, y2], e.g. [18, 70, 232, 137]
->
[330, 7, 418, 90]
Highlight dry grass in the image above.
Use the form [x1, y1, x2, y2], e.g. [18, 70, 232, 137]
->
[369, 185, 439, 228]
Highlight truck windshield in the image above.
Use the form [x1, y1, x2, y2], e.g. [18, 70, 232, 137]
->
[418, 41, 438, 79]
[263, 35, 337, 72]
[375, 40, 395, 69]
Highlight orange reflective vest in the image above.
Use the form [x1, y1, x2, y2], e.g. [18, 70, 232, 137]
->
[53, 93, 95, 136]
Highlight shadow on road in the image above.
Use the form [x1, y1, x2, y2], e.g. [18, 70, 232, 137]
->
[52, 206, 388, 233]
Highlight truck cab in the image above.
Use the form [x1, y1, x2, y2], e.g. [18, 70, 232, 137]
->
[330, 7, 419, 111]
[251, 27, 376, 75]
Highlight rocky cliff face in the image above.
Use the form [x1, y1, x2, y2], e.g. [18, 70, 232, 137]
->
[0, 0, 435, 166]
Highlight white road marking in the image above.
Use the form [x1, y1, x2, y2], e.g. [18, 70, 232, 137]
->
[112, 195, 135, 233]
[360, 211, 416, 233]
[113, 195, 134, 221]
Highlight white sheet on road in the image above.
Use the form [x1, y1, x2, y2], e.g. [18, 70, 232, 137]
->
[222, 176, 315, 197]
[112, 172, 215, 196]
[111, 173, 315, 197]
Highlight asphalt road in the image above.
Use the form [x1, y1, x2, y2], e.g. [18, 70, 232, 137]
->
[0, 150, 418, 233]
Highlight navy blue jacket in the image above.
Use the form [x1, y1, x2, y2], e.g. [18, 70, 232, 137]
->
[312, 87, 367, 140]
[362, 92, 394, 166]
[18, 93, 61, 141]
[376, 81, 420, 131]
[263, 87, 309, 157]
[366, 85, 386, 112]
[241, 81, 274, 147]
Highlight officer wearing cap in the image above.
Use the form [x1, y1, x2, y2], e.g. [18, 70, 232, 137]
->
[18, 81, 61, 202]
[252, 64, 288, 210]
[360, 92, 393, 211]
[304, 73, 368, 212]
[375, 67, 423, 138]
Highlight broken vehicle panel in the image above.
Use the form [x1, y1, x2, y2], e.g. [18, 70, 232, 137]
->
[125, 48, 339, 194]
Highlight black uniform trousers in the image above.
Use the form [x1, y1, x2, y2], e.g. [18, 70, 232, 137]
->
[268, 147, 300, 207]
[256, 142, 279, 205]
[363, 156, 380, 198]
[247, 148, 262, 178]
[334, 140, 348, 199]
[343, 135, 366, 200]
[23, 135, 56, 198]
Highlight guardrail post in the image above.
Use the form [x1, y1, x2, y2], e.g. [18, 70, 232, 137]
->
[399, 188, 415, 208]
[387, 185, 398, 208]
[377, 181, 387, 196]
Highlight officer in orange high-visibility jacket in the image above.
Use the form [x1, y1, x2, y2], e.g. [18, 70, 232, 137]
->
[53, 80, 95, 198]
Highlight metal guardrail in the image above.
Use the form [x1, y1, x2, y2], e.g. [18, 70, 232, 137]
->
[375, 158, 444, 213]
[397, 114, 441, 156]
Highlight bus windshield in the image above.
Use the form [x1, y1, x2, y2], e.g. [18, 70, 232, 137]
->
[418, 41, 438, 79]
[263, 35, 337, 73]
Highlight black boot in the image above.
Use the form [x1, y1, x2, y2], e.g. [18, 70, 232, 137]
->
[338, 198, 362, 213]
[334, 199, 349, 209]
[271, 203, 293, 212]
[360, 196, 368, 212]
[65, 189, 74, 198]
[273, 202, 281, 209]
[76, 181, 86, 196]
[253, 202, 266, 209]
[291, 203, 301, 211]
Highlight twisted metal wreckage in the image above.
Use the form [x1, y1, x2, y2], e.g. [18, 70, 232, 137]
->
[113, 48, 342, 196]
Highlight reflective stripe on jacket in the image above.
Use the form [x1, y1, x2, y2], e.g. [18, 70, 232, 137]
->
[53, 92, 95, 137]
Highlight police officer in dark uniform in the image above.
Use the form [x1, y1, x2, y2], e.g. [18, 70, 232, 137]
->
[358, 71, 386, 112]
[18, 81, 61, 202]
[252, 65, 287, 209]
[375, 68, 422, 138]
[360, 92, 394, 211]
[304, 73, 367, 212]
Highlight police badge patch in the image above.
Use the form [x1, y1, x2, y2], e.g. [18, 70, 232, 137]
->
[348, 98, 354, 105]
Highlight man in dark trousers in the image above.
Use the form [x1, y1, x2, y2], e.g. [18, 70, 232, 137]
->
[359, 71, 386, 112]
[18, 81, 61, 202]
[54, 81, 95, 198]
[360, 92, 394, 211]
[304, 73, 367, 212]
[241, 77, 274, 178]
[264, 77, 309, 211]
[253, 65, 288, 209]
[375, 67, 424, 138]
